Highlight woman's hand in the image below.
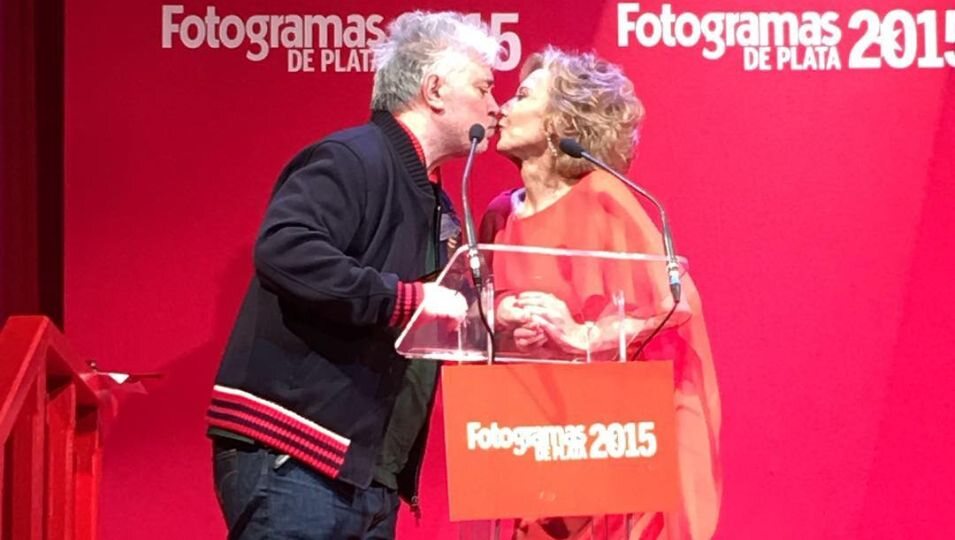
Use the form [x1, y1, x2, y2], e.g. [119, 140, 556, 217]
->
[532, 317, 595, 353]
[512, 323, 548, 351]
[516, 292, 576, 333]
[498, 294, 551, 351]
[496, 294, 531, 330]
[516, 292, 593, 354]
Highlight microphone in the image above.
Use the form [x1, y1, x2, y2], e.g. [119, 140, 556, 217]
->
[461, 124, 487, 292]
[558, 138, 682, 303]
[461, 124, 497, 363]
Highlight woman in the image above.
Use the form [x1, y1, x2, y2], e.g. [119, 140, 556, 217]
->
[480, 48, 722, 539]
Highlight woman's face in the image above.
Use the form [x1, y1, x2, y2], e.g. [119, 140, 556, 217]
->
[496, 68, 551, 161]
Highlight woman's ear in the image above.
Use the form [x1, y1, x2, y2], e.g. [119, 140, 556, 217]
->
[544, 115, 574, 142]
[541, 116, 554, 135]
[542, 118, 559, 142]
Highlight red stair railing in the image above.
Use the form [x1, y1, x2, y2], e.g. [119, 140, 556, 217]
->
[0, 315, 109, 540]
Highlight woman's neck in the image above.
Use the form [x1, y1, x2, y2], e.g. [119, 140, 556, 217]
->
[518, 155, 575, 217]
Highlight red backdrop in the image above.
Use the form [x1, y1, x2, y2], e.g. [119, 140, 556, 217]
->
[65, 0, 955, 538]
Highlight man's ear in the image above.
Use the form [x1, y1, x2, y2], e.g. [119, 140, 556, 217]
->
[422, 73, 445, 113]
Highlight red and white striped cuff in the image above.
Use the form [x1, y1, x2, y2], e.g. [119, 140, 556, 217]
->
[388, 281, 423, 328]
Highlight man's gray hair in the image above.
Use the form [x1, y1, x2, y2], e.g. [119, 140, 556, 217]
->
[371, 11, 502, 112]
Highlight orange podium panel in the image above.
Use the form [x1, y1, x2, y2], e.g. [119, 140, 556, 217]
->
[442, 361, 678, 521]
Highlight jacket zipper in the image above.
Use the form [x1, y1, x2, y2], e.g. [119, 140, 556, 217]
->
[408, 186, 443, 524]
[432, 184, 442, 271]
[411, 495, 422, 524]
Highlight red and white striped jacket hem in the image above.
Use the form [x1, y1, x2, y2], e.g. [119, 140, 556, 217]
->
[206, 385, 351, 478]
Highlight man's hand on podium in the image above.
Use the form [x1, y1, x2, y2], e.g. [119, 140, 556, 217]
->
[421, 282, 468, 323]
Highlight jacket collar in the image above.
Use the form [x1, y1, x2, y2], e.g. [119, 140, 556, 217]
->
[371, 110, 432, 192]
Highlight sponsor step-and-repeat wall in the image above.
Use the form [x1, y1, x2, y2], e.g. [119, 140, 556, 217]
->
[66, 1, 954, 538]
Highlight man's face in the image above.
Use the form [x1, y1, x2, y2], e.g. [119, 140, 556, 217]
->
[436, 55, 499, 155]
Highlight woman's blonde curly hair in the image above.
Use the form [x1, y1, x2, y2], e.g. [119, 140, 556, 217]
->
[522, 47, 645, 179]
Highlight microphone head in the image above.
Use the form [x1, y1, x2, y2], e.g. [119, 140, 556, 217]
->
[558, 138, 585, 158]
[469, 124, 486, 143]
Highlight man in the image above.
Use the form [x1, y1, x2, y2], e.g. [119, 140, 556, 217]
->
[207, 11, 501, 539]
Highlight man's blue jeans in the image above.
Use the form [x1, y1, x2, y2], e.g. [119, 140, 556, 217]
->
[212, 439, 400, 539]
